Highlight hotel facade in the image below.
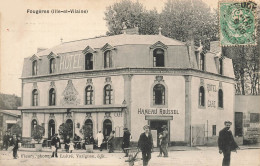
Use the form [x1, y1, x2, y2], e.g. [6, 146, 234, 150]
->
[19, 29, 235, 146]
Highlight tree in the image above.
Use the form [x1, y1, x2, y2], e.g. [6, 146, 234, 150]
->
[58, 123, 73, 140]
[10, 124, 22, 137]
[79, 124, 93, 139]
[32, 125, 45, 143]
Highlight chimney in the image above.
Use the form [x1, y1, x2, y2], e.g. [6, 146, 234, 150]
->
[37, 47, 48, 53]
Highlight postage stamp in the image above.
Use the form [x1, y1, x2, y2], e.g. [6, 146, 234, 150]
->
[219, 1, 257, 46]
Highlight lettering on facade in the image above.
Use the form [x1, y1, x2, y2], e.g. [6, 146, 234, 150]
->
[137, 108, 179, 115]
[207, 84, 217, 108]
[59, 54, 82, 71]
[114, 112, 122, 117]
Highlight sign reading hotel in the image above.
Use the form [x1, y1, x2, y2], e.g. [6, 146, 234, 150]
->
[59, 53, 83, 72]
[138, 108, 179, 115]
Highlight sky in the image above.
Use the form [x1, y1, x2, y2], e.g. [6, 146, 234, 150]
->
[0, 0, 220, 97]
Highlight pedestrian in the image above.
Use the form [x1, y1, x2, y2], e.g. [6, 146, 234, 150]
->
[157, 132, 163, 157]
[69, 138, 74, 153]
[64, 135, 70, 153]
[9, 134, 19, 159]
[218, 121, 239, 166]
[51, 133, 60, 158]
[138, 125, 153, 166]
[96, 131, 104, 151]
[122, 128, 132, 157]
[160, 125, 169, 157]
[3, 131, 10, 150]
[107, 130, 115, 153]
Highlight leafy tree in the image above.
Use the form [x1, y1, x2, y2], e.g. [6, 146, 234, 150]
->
[79, 124, 93, 138]
[10, 124, 22, 137]
[0, 93, 21, 109]
[32, 125, 45, 143]
[58, 123, 73, 140]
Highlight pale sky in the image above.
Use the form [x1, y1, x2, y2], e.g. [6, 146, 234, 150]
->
[0, 0, 220, 97]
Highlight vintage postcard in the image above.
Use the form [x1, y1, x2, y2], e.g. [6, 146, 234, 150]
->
[0, 0, 259, 166]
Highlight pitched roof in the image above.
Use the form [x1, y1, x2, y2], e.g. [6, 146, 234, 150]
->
[0, 110, 21, 117]
[34, 34, 186, 57]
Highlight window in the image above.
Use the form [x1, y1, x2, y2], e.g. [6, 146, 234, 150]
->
[153, 84, 165, 105]
[104, 84, 113, 104]
[153, 48, 164, 67]
[48, 119, 55, 139]
[84, 119, 93, 136]
[85, 53, 93, 70]
[218, 89, 223, 108]
[104, 50, 112, 68]
[200, 53, 205, 71]
[32, 89, 38, 106]
[49, 88, 56, 106]
[85, 85, 93, 105]
[50, 58, 56, 74]
[250, 113, 260, 123]
[212, 125, 216, 136]
[103, 119, 112, 137]
[31, 119, 37, 136]
[219, 58, 223, 75]
[199, 86, 205, 107]
[32, 60, 38, 76]
[65, 119, 73, 138]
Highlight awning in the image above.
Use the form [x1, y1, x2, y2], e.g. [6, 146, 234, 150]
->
[6, 120, 17, 124]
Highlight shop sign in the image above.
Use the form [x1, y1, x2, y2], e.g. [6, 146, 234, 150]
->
[137, 108, 179, 115]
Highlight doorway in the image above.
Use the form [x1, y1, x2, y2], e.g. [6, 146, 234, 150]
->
[103, 119, 112, 138]
[48, 119, 55, 139]
[149, 120, 169, 146]
[235, 112, 243, 137]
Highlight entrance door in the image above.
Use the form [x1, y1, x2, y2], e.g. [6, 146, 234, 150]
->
[48, 119, 55, 139]
[103, 119, 112, 138]
[235, 112, 243, 137]
[150, 120, 168, 147]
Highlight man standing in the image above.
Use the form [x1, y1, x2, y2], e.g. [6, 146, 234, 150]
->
[96, 131, 104, 151]
[161, 125, 169, 157]
[9, 134, 19, 159]
[107, 130, 115, 153]
[218, 121, 239, 166]
[122, 128, 131, 157]
[138, 125, 153, 166]
[51, 133, 60, 158]
[3, 131, 10, 150]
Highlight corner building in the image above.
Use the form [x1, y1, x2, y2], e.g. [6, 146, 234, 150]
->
[20, 30, 235, 146]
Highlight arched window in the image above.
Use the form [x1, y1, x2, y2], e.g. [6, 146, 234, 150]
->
[218, 89, 223, 108]
[199, 86, 205, 106]
[32, 89, 38, 106]
[32, 60, 38, 76]
[65, 119, 73, 138]
[104, 84, 113, 104]
[49, 88, 56, 106]
[84, 119, 93, 136]
[153, 84, 165, 105]
[200, 53, 205, 71]
[50, 58, 56, 74]
[103, 119, 112, 137]
[85, 85, 93, 105]
[48, 119, 55, 139]
[104, 50, 112, 68]
[219, 58, 223, 75]
[153, 48, 164, 67]
[31, 119, 37, 136]
[85, 53, 93, 70]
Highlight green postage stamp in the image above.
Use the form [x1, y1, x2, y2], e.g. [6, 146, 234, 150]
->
[219, 1, 257, 46]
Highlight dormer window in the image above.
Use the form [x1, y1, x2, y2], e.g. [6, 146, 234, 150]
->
[85, 53, 93, 70]
[153, 48, 165, 67]
[50, 58, 56, 74]
[32, 60, 38, 76]
[200, 53, 205, 71]
[104, 50, 112, 68]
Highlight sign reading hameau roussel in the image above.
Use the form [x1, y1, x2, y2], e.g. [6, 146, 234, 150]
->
[138, 108, 180, 115]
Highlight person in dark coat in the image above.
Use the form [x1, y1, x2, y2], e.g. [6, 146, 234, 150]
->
[161, 125, 169, 157]
[218, 121, 239, 166]
[64, 135, 70, 153]
[51, 133, 60, 158]
[107, 130, 115, 153]
[9, 134, 19, 159]
[138, 125, 153, 166]
[122, 128, 131, 157]
[3, 131, 10, 150]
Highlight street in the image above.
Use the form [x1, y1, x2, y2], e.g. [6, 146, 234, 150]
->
[0, 147, 259, 166]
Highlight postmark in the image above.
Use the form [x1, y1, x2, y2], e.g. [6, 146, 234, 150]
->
[219, 1, 257, 46]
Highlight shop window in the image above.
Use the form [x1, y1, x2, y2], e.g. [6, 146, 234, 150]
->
[153, 48, 164, 67]
[103, 119, 112, 137]
[49, 58, 56, 74]
[48, 119, 55, 139]
[199, 86, 205, 107]
[218, 89, 223, 108]
[250, 113, 260, 123]
[200, 53, 205, 71]
[153, 84, 165, 105]
[85, 53, 93, 70]
[104, 50, 112, 68]
[212, 125, 216, 136]
[85, 85, 93, 105]
[84, 119, 93, 136]
[31, 119, 37, 136]
[104, 84, 113, 104]
[219, 58, 223, 75]
[32, 60, 38, 76]
[32, 89, 38, 106]
[49, 88, 56, 106]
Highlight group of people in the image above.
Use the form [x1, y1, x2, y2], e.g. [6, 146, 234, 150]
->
[2, 131, 20, 159]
